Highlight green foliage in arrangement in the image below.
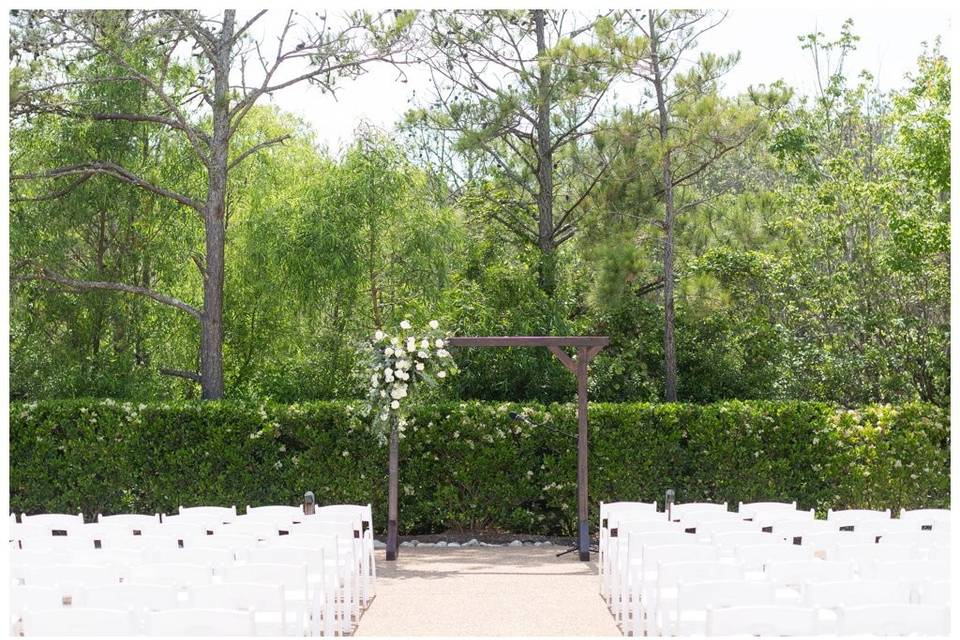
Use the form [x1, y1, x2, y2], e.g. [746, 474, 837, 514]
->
[10, 400, 948, 535]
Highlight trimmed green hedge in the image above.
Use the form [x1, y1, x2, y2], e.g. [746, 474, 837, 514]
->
[9, 400, 949, 535]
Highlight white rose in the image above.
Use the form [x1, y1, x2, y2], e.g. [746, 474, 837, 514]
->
[435, 339, 445, 348]
[396, 348, 406, 358]
[406, 338, 416, 351]
[437, 370, 446, 378]
[380, 391, 387, 398]
[437, 348, 450, 358]
[391, 400, 400, 409]
[429, 320, 439, 330]
[374, 330, 385, 341]
[417, 350, 429, 359]
[420, 339, 430, 349]
[391, 387, 404, 399]
[400, 319, 412, 330]
[390, 337, 400, 346]
[384, 347, 394, 357]
[416, 362, 425, 371]
[396, 360, 410, 370]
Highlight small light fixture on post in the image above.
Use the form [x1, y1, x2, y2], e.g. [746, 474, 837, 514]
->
[665, 488, 675, 522]
[303, 491, 316, 516]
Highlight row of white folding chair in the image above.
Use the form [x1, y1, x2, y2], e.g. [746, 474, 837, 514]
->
[655, 576, 945, 636]
[702, 603, 950, 636]
[600, 508, 666, 598]
[20, 606, 259, 637]
[650, 565, 856, 637]
[14, 561, 317, 635]
[624, 538, 844, 626]
[307, 504, 377, 605]
[12, 582, 294, 636]
[13, 539, 352, 633]
[736, 501, 801, 521]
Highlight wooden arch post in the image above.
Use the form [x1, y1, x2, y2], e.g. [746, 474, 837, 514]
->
[384, 336, 608, 562]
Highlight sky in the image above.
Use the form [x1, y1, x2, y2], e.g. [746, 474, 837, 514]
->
[244, 8, 950, 154]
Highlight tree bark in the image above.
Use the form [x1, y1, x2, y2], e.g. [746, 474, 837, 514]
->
[197, 10, 235, 400]
[649, 12, 678, 402]
[533, 9, 556, 297]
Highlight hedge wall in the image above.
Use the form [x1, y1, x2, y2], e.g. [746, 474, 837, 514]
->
[9, 400, 949, 535]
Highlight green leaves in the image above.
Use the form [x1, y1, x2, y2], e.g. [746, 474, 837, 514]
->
[10, 399, 949, 533]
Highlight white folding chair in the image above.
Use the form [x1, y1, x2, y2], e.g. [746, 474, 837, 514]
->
[9, 585, 63, 635]
[17, 534, 95, 552]
[291, 518, 362, 618]
[827, 508, 892, 530]
[189, 582, 288, 636]
[838, 604, 950, 635]
[178, 505, 237, 523]
[900, 507, 950, 525]
[22, 608, 136, 636]
[78, 583, 179, 629]
[765, 560, 854, 601]
[19, 512, 85, 531]
[186, 533, 258, 561]
[803, 578, 912, 631]
[246, 546, 336, 636]
[9, 522, 51, 544]
[145, 608, 256, 636]
[671, 502, 729, 522]
[314, 503, 377, 603]
[99, 533, 181, 551]
[738, 501, 798, 520]
[761, 517, 833, 544]
[712, 530, 783, 554]
[613, 529, 698, 620]
[268, 533, 354, 632]
[918, 580, 950, 606]
[735, 543, 814, 572]
[673, 580, 775, 636]
[830, 544, 916, 576]
[21, 563, 123, 594]
[650, 561, 744, 636]
[706, 605, 819, 636]
[215, 520, 281, 539]
[631, 544, 719, 635]
[604, 517, 680, 601]
[599, 501, 659, 568]
[694, 518, 764, 542]
[97, 513, 161, 527]
[245, 504, 305, 522]
[129, 563, 214, 588]
[802, 530, 877, 555]
[143, 547, 234, 575]
[873, 560, 950, 601]
[222, 562, 310, 635]
[878, 530, 947, 548]
[141, 521, 210, 542]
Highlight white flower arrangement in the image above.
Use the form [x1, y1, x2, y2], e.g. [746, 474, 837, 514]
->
[361, 319, 458, 443]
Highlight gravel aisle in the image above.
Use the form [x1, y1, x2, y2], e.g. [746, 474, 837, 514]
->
[355, 546, 621, 636]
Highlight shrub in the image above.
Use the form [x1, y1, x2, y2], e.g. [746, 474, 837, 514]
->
[9, 399, 948, 535]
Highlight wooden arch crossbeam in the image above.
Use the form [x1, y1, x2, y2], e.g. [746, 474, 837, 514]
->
[385, 336, 609, 562]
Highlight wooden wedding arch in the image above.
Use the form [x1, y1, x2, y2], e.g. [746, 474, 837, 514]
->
[385, 336, 609, 562]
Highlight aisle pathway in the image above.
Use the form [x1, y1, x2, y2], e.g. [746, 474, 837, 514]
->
[355, 546, 621, 636]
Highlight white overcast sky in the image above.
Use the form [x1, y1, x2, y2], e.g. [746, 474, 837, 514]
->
[243, 8, 951, 155]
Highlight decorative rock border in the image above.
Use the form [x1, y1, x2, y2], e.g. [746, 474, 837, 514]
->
[379, 539, 555, 548]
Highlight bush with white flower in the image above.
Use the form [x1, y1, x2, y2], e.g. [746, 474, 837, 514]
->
[361, 319, 457, 443]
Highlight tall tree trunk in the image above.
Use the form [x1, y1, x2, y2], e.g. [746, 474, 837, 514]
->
[533, 9, 556, 297]
[649, 13, 678, 402]
[198, 10, 235, 400]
